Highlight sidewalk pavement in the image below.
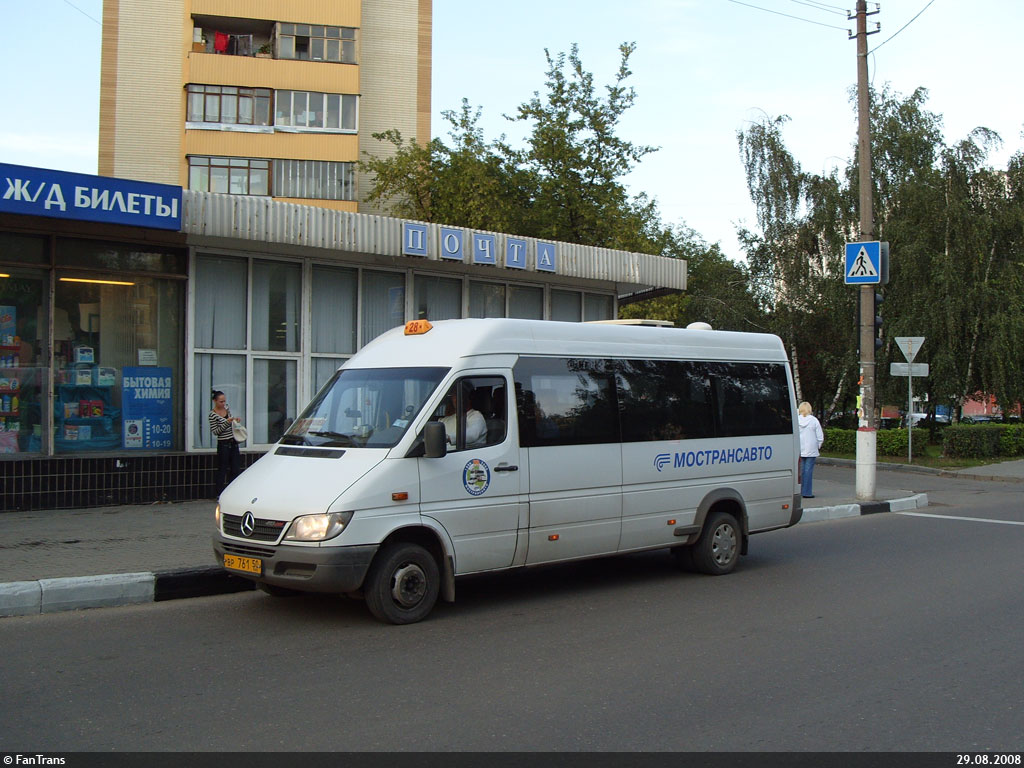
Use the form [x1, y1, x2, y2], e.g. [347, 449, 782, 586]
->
[3, 458, 1023, 618]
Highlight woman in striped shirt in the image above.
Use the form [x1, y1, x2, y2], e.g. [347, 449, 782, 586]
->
[209, 389, 242, 494]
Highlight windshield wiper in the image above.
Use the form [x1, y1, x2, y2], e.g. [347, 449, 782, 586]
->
[308, 430, 358, 446]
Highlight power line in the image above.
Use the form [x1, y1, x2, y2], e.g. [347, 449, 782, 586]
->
[726, 0, 851, 31]
[63, 0, 101, 26]
[870, 0, 936, 53]
[790, 0, 847, 16]
[796, 0, 849, 10]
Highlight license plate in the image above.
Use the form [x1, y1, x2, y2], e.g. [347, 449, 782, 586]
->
[224, 554, 262, 575]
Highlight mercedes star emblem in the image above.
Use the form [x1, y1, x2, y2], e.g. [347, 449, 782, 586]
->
[240, 511, 256, 537]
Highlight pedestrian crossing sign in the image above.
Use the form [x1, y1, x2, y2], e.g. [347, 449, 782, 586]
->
[845, 241, 882, 285]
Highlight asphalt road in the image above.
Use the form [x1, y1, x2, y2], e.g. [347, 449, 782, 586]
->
[1, 469, 1022, 752]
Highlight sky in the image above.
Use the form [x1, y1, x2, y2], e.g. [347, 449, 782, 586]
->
[3, 0, 1022, 262]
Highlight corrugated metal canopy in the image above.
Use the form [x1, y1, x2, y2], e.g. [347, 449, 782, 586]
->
[182, 191, 686, 298]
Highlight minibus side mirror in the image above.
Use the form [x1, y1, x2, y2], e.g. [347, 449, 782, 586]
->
[424, 421, 447, 458]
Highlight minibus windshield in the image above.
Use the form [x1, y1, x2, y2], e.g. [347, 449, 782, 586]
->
[281, 367, 449, 448]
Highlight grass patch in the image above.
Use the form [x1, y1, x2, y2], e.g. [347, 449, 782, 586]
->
[822, 443, 1018, 470]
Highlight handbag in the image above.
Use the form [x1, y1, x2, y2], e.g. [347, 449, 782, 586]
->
[231, 421, 248, 442]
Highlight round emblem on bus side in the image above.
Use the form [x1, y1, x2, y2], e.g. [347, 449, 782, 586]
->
[463, 459, 490, 496]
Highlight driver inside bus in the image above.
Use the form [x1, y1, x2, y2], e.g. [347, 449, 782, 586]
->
[439, 381, 487, 449]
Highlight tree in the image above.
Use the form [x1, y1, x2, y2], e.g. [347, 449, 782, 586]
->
[619, 225, 765, 331]
[738, 86, 1024, 423]
[868, 87, 1024, 420]
[360, 102, 529, 233]
[736, 116, 857, 415]
[502, 42, 660, 250]
[361, 43, 663, 252]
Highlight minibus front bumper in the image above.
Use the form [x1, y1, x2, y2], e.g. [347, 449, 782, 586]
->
[213, 533, 378, 593]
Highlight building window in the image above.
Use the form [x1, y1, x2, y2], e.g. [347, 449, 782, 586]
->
[551, 289, 582, 322]
[254, 358, 296, 444]
[194, 353, 246, 450]
[0, 265, 47, 455]
[272, 160, 355, 201]
[584, 294, 614, 321]
[415, 275, 461, 321]
[469, 282, 505, 318]
[252, 260, 301, 352]
[54, 273, 184, 453]
[194, 255, 247, 349]
[193, 254, 303, 449]
[310, 265, 356, 400]
[186, 85, 272, 127]
[509, 285, 543, 319]
[275, 91, 358, 132]
[276, 23, 356, 64]
[188, 156, 270, 196]
[192, 257, 413, 449]
[361, 270, 405, 347]
[312, 266, 356, 357]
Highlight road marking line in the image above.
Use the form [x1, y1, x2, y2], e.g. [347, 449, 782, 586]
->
[898, 512, 1024, 526]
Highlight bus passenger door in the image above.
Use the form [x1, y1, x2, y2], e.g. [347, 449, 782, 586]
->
[513, 357, 623, 565]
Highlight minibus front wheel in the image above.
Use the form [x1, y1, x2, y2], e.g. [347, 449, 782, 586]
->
[364, 542, 440, 624]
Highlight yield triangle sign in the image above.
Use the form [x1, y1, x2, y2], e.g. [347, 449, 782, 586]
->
[847, 246, 878, 278]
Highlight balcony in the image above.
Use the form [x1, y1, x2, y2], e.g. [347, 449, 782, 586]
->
[192, 16, 273, 57]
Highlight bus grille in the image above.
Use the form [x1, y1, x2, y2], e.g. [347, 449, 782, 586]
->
[223, 513, 287, 542]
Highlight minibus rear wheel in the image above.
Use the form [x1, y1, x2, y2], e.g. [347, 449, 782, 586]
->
[690, 510, 741, 575]
[364, 542, 440, 624]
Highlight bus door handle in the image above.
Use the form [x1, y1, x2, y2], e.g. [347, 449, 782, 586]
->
[494, 464, 519, 472]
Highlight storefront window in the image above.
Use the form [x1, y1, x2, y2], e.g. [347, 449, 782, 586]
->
[584, 294, 614, 321]
[362, 270, 404, 346]
[312, 358, 344, 398]
[509, 285, 543, 319]
[255, 358, 296, 444]
[53, 274, 183, 453]
[1, 233, 48, 265]
[194, 353, 246, 449]
[551, 289, 582, 322]
[195, 256, 247, 349]
[469, 282, 505, 318]
[415, 275, 461, 321]
[311, 265, 356, 355]
[253, 260, 301, 352]
[0, 268, 48, 455]
[58, 238, 186, 274]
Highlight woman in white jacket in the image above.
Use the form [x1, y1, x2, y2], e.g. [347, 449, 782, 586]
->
[798, 402, 824, 498]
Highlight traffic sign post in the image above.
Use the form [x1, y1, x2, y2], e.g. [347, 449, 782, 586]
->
[847, 241, 889, 500]
[890, 337, 926, 462]
[895, 336, 925, 364]
[845, 241, 883, 285]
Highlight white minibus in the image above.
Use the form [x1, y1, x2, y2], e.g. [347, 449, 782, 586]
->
[213, 318, 803, 623]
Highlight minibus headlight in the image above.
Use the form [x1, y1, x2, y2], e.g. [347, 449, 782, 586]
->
[215, 504, 221, 529]
[284, 511, 353, 541]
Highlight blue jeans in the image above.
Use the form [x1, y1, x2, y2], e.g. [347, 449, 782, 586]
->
[800, 456, 817, 497]
[216, 438, 241, 494]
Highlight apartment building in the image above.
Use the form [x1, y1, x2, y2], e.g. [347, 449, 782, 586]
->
[98, 0, 431, 211]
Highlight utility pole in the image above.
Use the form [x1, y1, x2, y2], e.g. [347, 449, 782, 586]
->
[850, 1, 880, 500]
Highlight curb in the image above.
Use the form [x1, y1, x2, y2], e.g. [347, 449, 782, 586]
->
[0, 566, 254, 618]
[1, 494, 930, 618]
[797, 492, 929, 524]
